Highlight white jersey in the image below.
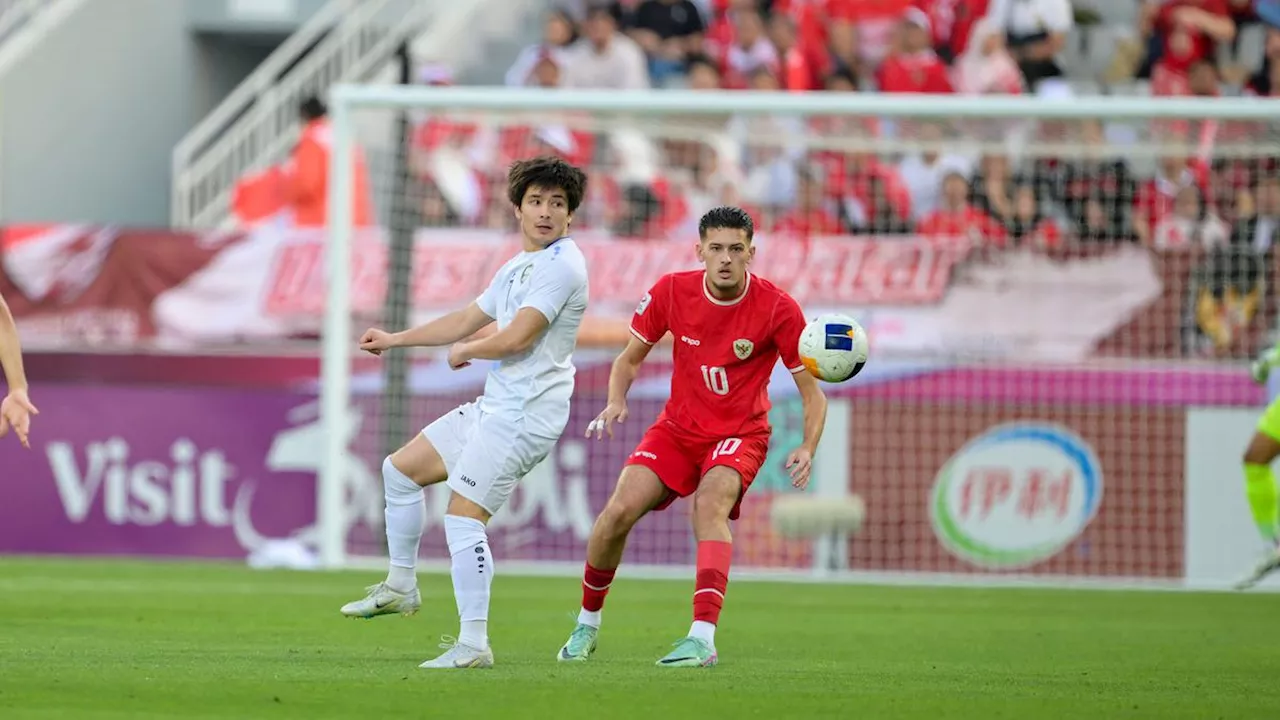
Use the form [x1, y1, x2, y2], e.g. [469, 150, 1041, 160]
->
[474, 237, 589, 437]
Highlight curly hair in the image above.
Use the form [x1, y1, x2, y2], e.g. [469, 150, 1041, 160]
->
[506, 156, 589, 212]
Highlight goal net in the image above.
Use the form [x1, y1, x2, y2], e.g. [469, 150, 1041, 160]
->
[321, 86, 1280, 588]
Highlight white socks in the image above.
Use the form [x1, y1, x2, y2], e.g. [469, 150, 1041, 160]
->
[382, 456, 424, 592]
[689, 620, 716, 646]
[577, 608, 602, 628]
[446, 514, 492, 650]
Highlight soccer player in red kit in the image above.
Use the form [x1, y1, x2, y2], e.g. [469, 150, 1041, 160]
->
[556, 206, 828, 668]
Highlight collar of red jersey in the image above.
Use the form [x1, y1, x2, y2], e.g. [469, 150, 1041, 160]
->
[702, 271, 751, 307]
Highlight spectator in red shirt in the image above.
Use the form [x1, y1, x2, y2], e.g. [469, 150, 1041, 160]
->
[876, 8, 954, 93]
[1133, 155, 1210, 245]
[918, 170, 1006, 249]
[772, 165, 846, 236]
[769, 12, 822, 90]
[916, 0, 989, 61]
[1149, 0, 1236, 94]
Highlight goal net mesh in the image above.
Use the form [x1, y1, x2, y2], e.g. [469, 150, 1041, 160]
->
[330, 92, 1280, 582]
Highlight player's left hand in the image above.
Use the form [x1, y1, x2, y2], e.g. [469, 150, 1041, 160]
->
[446, 343, 472, 370]
[0, 388, 38, 449]
[785, 447, 813, 490]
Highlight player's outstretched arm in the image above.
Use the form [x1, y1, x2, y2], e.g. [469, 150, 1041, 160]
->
[587, 336, 653, 440]
[447, 308, 550, 368]
[785, 369, 828, 490]
[359, 302, 494, 355]
[0, 292, 38, 448]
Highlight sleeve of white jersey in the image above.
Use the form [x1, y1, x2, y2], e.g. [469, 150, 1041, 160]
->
[521, 253, 586, 324]
[475, 271, 501, 320]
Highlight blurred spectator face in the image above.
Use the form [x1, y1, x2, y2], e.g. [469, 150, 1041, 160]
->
[769, 14, 797, 53]
[943, 173, 969, 208]
[915, 122, 944, 161]
[1013, 186, 1037, 221]
[1267, 28, 1280, 60]
[1080, 119, 1104, 146]
[1188, 60, 1218, 96]
[735, 10, 765, 47]
[545, 11, 575, 46]
[749, 67, 781, 91]
[1259, 178, 1280, 216]
[1160, 155, 1187, 180]
[982, 154, 1010, 181]
[825, 73, 857, 92]
[1174, 186, 1201, 220]
[829, 21, 858, 61]
[532, 57, 561, 87]
[901, 16, 930, 53]
[727, 0, 756, 10]
[585, 8, 617, 46]
[688, 60, 723, 89]
[1084, 198, 1107, 230]
[981, 28, 1005, 56]
[799, 172, 824, 210]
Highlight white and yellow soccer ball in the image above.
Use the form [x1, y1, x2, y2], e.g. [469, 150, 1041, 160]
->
[798, 313, 869, 383]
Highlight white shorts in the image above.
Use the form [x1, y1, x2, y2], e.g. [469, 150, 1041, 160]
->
[422, 401, 557, 515]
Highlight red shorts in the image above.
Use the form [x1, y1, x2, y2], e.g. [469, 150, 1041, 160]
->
[625, 421, 770, 521]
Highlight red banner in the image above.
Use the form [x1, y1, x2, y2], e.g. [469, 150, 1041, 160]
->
[1, 224, 1270, 360]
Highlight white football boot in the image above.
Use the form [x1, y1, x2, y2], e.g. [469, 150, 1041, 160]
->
[339, 582, 421, 618]
[419, 636, 494, 669]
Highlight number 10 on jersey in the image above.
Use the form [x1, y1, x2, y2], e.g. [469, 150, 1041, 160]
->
[701, 365, 729, 395]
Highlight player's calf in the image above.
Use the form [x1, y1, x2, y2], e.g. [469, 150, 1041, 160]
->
[677, 468, 740, 657]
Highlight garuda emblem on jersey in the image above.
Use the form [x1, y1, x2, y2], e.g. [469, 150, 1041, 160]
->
[733, 338, 754, 360]
[520, 265, 533, 284]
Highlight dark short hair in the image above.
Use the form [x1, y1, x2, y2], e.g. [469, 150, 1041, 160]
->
[507, 156, 588, 212]
[698, 206, 754, 242]
[299, 96, 327, 121]
[686, 53, 720, 76]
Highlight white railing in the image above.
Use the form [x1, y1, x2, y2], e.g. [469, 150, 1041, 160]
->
[0, 0, 47, 43]
[171, 0, 452, 229]
[0, 0, 82, 75]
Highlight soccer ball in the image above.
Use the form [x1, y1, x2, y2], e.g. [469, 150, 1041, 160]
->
[798, 313, 869, 383]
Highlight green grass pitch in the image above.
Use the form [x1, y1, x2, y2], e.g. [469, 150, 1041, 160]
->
[0, 557, 1276, 719]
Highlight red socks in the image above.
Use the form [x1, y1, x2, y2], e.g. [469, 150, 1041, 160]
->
[693, 540, 732, 624]
[582, 542, 732, 627]
[581, 563, 616, 612]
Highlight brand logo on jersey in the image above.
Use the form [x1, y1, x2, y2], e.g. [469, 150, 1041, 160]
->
[520, 265, 532, 284]
[681, 336, 701, 347]
[733, 339, 754, 360]
[633, 450, 658, 460]
[635, 293, 652, 316]
[929, 423, 1103, 570]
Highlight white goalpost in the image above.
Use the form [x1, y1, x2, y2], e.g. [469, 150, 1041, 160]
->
[322, 85, 1280, 590]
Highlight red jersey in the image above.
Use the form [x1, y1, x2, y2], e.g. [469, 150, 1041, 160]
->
[630, 270, 807, 441]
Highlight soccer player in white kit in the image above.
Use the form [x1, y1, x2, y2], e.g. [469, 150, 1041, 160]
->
[341, 157, 590, 670]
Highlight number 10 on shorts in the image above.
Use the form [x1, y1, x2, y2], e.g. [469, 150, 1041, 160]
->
[701, 365, 729, 395]
[712, 437, 742, 459]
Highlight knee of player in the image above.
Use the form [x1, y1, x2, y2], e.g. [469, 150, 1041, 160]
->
[691, 474, 739, 523]
[1245, 433, 1280, 466]
[597, 498, 644, 535]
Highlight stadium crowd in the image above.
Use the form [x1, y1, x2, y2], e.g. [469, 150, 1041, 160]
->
[404, 0, 1279, 255]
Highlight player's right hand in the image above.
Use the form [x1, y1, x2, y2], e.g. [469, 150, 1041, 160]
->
[0, 388, 38, 449]
[359, 328, 396, 356]
[586, 403, 628, 440]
